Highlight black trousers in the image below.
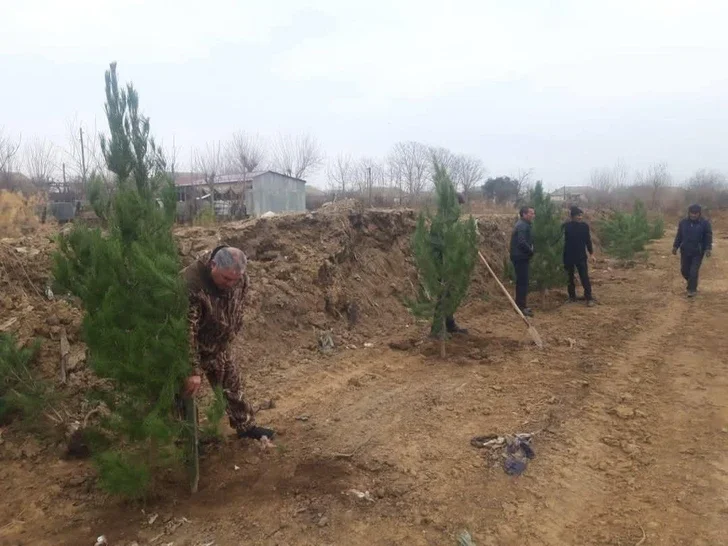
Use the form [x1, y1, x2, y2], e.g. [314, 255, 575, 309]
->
[431, 283, 458, 335]
[680, 252, 703, 291]
[512, 259, 530, 309]
[565, 260, 593, 300]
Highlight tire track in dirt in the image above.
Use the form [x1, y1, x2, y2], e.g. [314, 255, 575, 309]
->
[502, 234, 728, 546]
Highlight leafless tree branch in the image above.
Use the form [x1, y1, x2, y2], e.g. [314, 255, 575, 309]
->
[388, 141, 430, 203]
[0, 128, 22, 175]
[326, 153, 354, 195]
[452, 154, 486, 199]
[227, 131, 266, 176]
[24, 138, 58, 186]
[193, 142, 225, 215]
[271, 133, 324, 180]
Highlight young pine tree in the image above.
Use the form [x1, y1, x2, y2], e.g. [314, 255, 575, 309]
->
[53, 62, 189, 499]
[528, 181, 565, 295]
[409, 163, 478, 356]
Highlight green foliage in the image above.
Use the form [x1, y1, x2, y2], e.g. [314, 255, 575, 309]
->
[87, 173, 111, 222]
[53, 62, 189, 499]
[194, 206, 216, 227]
[202, 386, 227, 439]
[95, 451, 151, 499]
[598, 200, 664, 259]
[0, 333, 50, 428]
[651, 215, 665, 240]
[408, 162, 478, 335]
[528, 182, 565, 292]
[482, 176, 519, 204]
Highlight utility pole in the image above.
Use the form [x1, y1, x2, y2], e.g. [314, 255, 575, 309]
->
[62, 162, 66, 189]
[79, 127, 87, 197]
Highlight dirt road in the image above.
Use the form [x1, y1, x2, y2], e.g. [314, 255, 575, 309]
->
[2, 230, 727, 546]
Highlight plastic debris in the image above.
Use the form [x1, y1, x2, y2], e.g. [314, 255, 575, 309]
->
[346, 489, 375, 502]
[457, 530, 476, 546]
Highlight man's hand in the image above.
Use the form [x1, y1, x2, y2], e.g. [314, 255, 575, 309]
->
[672, 248, 678, 256]
[184, 375, 202, 397]
[706, 250, 712, 258]
[590, 254, 597, 264]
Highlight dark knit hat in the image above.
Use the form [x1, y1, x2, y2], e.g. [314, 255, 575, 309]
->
[688, 203, 702, 214]
[570, 206, 583, 217]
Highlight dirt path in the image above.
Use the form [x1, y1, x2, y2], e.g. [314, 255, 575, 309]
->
[2, 231, 727, 546]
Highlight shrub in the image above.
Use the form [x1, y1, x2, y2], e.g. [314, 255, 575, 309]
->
[598, 199, 664, 259]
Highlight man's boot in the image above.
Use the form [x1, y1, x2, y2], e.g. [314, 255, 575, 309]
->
[238, 426, 276, 441]
[521, 308, 534, 317]
[687, 290, 697, 298]
[445, 316, 468, 335]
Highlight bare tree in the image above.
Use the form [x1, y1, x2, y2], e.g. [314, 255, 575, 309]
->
[162, 136, 181, 178]
[685, 169, 728, 209]
[0, 129, 23, 192]
[193, 142, 225, 216]
[24, 138, 58, 187]
[612, 159, 629, 189]
[326, 153, 354, 195]
[429, 146, 457, 179]
[636, 162, 670, 210]
[271, 133, 324, 180]
[0, 128, 21, 175]
[513, 168, 533, 202]
[227, 131, 266, 176]
[388, 141, 430, 203]
[590, 167, 614, 193]
[452, 154, 486, 199]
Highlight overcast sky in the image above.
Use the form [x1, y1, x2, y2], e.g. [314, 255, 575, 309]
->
[3, 0, 728, 189]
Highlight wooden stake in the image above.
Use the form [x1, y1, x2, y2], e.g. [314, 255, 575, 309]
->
[59, 328, 70, 384]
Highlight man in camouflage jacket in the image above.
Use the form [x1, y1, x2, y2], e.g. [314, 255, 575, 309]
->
[182, 245, 275, 441]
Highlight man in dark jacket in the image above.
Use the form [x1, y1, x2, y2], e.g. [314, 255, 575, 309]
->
[562, 206, 596, 306]
[510, 206, 535, 316]
[672, 204, 712, 297]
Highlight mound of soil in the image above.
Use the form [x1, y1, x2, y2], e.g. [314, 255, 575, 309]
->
[175, 205, 515, 361]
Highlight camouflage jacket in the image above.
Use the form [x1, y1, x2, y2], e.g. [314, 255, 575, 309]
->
[182, 248, 250, 375]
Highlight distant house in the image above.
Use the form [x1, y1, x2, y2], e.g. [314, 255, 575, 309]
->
[550, 186, 592, 204]
[174, 170, 307, 218]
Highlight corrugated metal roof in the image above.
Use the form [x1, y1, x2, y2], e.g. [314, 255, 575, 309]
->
[175, 170, 306, 187]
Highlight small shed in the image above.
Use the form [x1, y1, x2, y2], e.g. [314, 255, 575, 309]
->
[245, 171, 306, 216]
[174, 170, 306, 219]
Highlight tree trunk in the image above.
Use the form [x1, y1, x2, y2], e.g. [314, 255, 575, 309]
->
[440, 316, 447, 359]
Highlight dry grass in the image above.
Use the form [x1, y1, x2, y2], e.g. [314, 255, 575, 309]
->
[0, 191, 42, 238]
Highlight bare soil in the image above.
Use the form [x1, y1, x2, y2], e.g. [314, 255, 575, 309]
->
[1, 207, 726, 546]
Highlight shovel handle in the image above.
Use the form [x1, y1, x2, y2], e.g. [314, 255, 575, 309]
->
[478, 251, 531, 326]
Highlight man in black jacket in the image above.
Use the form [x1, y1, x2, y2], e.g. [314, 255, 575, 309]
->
[672, 204, 712, 297]
[562, 206, 596, 306]
[510, 206, 535, 317]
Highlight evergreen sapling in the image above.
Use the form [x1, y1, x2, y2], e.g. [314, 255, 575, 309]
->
[408, 163, 478, 356]
[53, 63, 189, 499]
[528, 182, 565, 297]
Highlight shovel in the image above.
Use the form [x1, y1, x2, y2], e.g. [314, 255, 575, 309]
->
[478, 251, 544, 349]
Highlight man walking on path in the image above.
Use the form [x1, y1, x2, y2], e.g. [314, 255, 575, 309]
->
[182, 245, 275, 441]
[672, 204, 713, 298]
[562, 206, 596, 306]
[510, 206, 535, 317]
